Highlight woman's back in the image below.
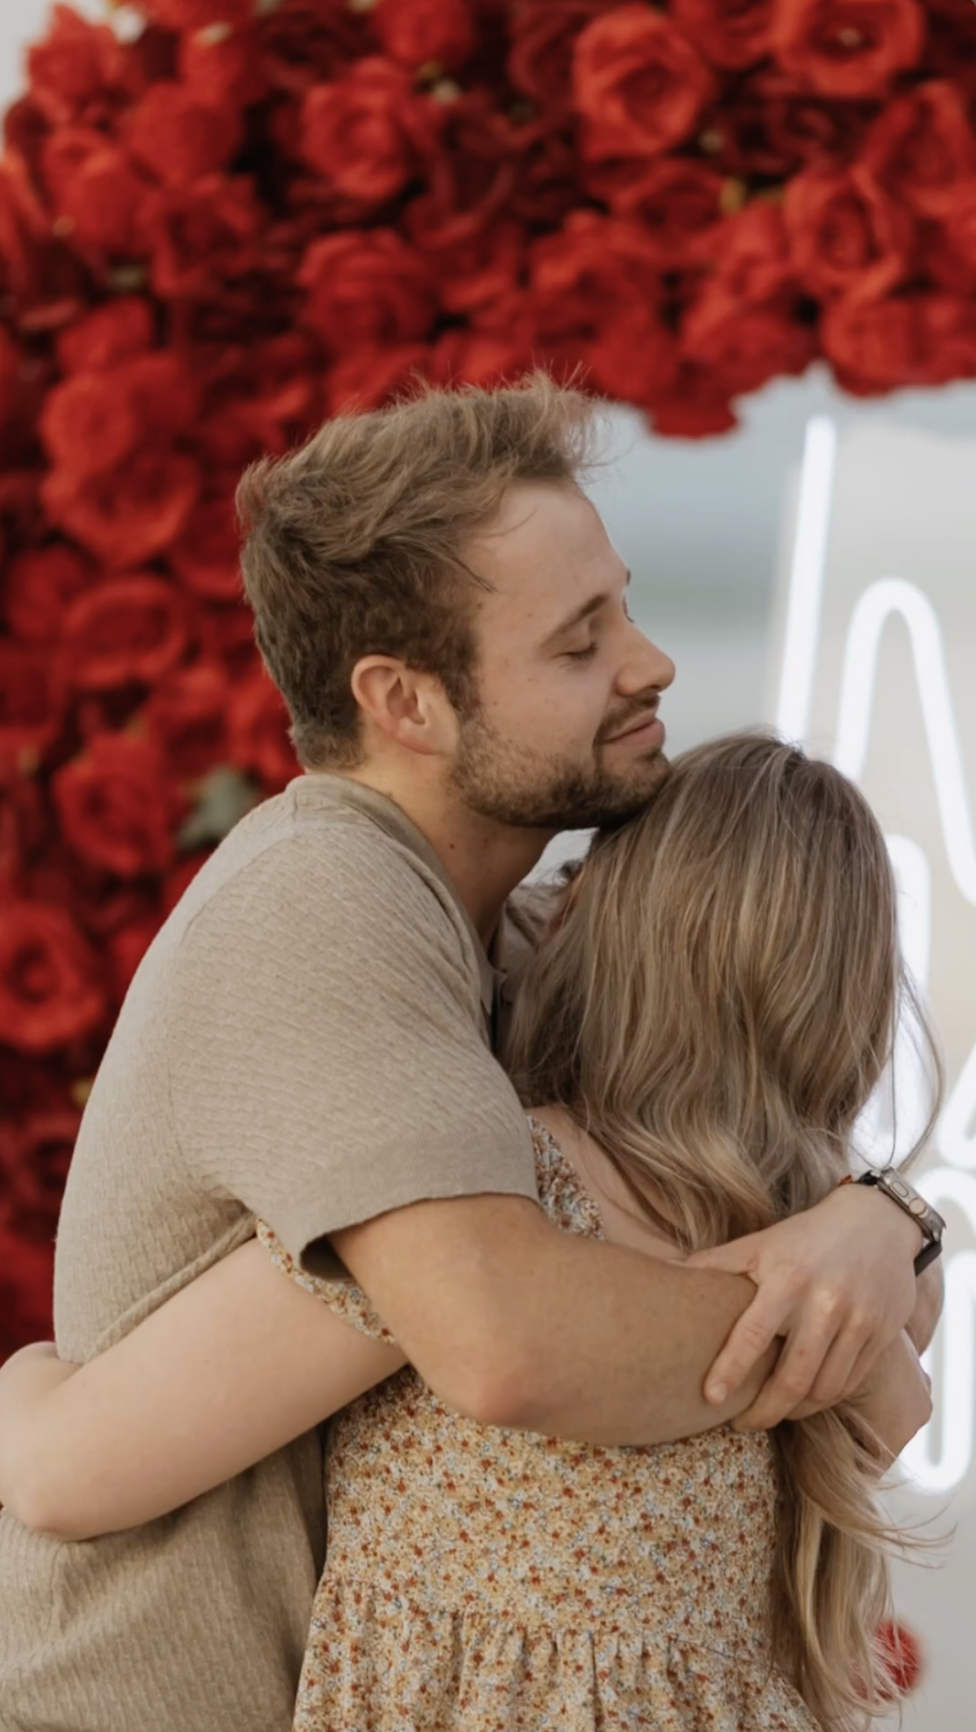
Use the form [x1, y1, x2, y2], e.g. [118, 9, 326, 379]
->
[272, 1121, 817, 1731]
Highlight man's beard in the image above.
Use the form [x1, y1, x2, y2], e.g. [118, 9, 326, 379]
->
[449, 706, 671, 830]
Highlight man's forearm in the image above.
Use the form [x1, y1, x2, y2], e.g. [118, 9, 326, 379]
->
[334, 1197, 774, 1446]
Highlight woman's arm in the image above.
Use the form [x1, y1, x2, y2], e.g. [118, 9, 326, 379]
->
[0, 1237, 405, 1541]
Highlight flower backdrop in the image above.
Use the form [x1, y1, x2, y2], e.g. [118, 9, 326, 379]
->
[2, 0, 976, 1359]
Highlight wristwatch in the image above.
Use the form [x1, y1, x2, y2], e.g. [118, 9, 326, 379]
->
[855, 1169, 946, 1275]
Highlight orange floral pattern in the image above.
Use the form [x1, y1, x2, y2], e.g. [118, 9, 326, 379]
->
[258, 1120, 818, 1731]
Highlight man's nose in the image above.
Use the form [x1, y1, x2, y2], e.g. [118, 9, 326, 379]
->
[618, 625, 675, 696]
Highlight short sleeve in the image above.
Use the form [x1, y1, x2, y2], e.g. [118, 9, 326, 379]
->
[167, 815, 538, 1277]
[256, 1219, 396, 1344]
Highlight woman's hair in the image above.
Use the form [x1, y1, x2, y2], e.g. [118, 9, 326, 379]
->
[507, 731, 942, 1731]
[236, 372, 602, 769]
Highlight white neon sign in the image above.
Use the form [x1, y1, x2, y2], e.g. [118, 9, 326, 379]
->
[775, 418, 976, 1494]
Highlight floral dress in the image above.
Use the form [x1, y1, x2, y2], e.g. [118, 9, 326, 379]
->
[258, 1118, 819, 1732]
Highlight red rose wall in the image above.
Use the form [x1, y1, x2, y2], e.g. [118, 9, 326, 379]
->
[2, 0, 976, 1367]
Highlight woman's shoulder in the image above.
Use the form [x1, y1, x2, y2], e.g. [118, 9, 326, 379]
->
[527, 1114, 606, 1241]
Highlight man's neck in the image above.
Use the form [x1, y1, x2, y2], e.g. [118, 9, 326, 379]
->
[335, 765, 553, 946]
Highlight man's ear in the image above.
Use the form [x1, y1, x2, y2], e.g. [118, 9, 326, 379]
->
[350, 656, 455, 758]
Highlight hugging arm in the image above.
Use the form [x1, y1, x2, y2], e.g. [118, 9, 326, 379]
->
[0, 1193, 931, 1540]
[0, 1237, 405, 1540]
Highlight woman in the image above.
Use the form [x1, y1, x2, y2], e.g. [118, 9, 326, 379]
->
[0, 735, 939, 1731]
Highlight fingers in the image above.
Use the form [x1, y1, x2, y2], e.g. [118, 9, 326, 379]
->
[728, 1312, 839, 1430]
[805, 1319, 874, 1409]
[703, 1292, 784, 1406]
[685, 1239, 756, 1275]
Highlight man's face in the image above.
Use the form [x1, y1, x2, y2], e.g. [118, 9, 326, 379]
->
[450, 482, 676, 831]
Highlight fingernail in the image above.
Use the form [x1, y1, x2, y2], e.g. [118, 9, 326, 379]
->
[708, 1382, 727, 1403]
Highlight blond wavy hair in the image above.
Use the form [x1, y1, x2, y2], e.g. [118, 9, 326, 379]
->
[508, 732, 941, 1731]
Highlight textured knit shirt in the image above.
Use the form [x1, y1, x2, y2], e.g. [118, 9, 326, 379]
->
[0, 774, 541, 1732]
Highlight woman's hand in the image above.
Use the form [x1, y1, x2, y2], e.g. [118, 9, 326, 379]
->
[688, 1181, 924, 1428]
[847, 1329, 933, 1468]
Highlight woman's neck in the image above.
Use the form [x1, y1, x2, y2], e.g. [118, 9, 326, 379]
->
[530, 1103, 686, 1264]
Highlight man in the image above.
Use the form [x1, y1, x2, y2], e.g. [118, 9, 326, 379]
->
[0, 377, 932, 1732]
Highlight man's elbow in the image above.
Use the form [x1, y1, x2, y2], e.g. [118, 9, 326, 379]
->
[423, 1338, 546, 1431]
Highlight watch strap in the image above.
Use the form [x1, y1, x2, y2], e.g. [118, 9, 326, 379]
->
[849, 1169, 946, 1277]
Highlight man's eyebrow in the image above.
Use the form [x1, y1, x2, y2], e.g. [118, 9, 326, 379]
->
[539, 570, 631, 650]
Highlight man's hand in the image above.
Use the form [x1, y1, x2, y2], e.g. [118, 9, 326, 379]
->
[686, 1182, 924, 1430]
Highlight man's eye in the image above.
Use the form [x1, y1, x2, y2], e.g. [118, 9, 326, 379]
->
[565, 644, 598, 662]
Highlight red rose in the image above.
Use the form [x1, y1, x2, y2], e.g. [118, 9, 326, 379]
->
[509, 1, 608, 119]
[412, 95, 517, 246]
[228, 670, 297, 795]
[144, 660, 231, 781]
[860, 82, 976, 217]
[61, 574, 190, 693]
[4, 1110, 80, 1234]
[876, 1618, 924, 1700]
[124, 81, 244, 188]
[927, 183, 976, 294]
[138, 0, 254, 25]
[0, 898, 106, 1056]
[40, 131, 150, 259]
[41, 353, 198, 481]
[53, 733, 186, 879]
[406, 200, 525, 314]
[671, 0, 774, 69]
[924, 0, 976, 97]
[299, 231, 436, 352]
[197, 604, 259, 677]
[2, 544, 92, 644]
[170, 496, 243, 603]
[430, 330, 534, 390]
[300, 59, 434, 205]
[26, 2, 138, 129]
[517, 212, 677, 404]
[694, 202, 799, 308]
[259, 0, 369, 97]
[584, 157, 727, 268]
[177, 22, 268, 112]
[146, 174, 263, 300]
[0, 761, 47, 890]
[822, 289, 976, 392]
[509, 122, 581, 228]
[56, 298, 155, 376]
[43, 448, 200, 568]
[325, 344, 429, 418]
[680, 296, 816, 400]
[771, 0, 926, 99]
[701, 66, 873, 175]
[573, 6, 716, 163]
[0, 643, 65, 767]
[784, 164, 915, 300]
[40, 370, 142, 479]
[371, 0, 475, 72]
[0, 1223, 55, 1356]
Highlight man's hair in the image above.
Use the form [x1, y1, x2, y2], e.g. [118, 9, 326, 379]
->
[236, 373, 603, 768]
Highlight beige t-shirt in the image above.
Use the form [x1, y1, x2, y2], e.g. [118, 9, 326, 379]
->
[0, 775, 542, 1732]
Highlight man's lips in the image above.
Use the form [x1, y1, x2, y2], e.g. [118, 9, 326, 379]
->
[602, 709, 662, 744]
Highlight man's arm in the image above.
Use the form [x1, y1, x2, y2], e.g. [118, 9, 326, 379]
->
[330, 1182, 922, 1445]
